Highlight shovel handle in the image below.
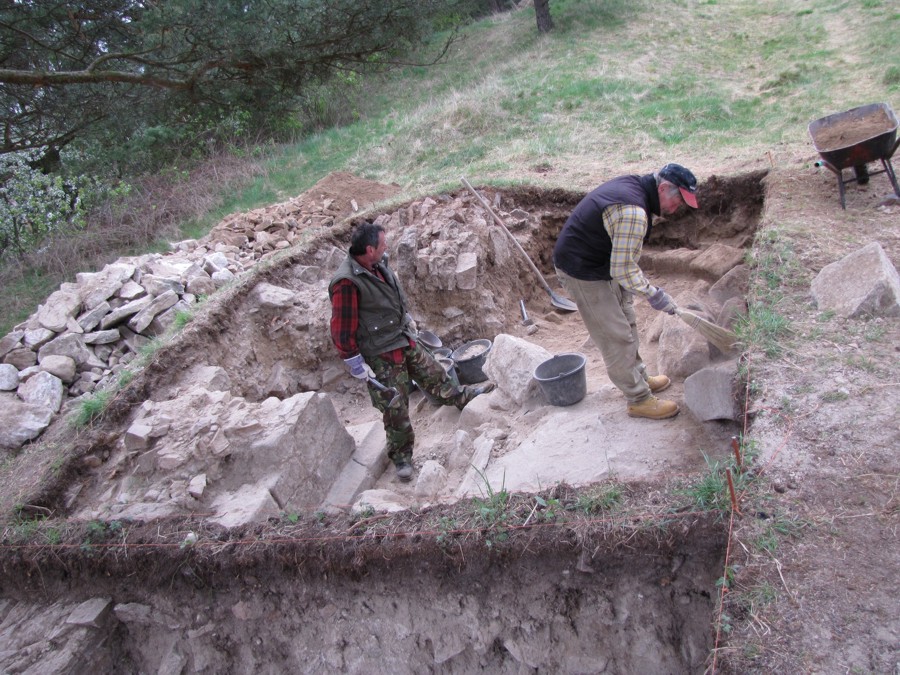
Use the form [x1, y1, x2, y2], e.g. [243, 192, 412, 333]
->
[461, 177, 556, 297]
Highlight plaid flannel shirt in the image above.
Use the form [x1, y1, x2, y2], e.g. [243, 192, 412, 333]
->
[604, 203, 654, 298]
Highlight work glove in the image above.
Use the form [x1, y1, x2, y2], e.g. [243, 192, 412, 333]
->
[404, 313, 418, 337]
[343, 354, 375, 380]
[648, 287, 677, 315]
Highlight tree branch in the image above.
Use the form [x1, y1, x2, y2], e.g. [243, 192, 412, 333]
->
[0, 68, 192, 90]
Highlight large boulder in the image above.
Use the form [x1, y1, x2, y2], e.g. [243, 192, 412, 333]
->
[656, 296, 715, 379]
[38, 333, 93, 369]
[18, 370, 64, 413]
[811, 242, 900, 318]
[0, 396, 53, 450]
[36, 289, 82, 332]
[101, 374, 355, 525]
[78, 263, 137, 309]
[0, 363, 18, 391]
[684, 361, 740, 422]
[482, 334, 552, 406]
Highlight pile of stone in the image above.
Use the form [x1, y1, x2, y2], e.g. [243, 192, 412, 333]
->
[0, 175, 397, 453]
[0, 247, 244, 452]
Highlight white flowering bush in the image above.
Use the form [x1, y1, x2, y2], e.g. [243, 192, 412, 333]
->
[0, 151, 88, 260]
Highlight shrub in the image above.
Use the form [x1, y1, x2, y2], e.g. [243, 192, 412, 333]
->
[0, 151, 85, 260]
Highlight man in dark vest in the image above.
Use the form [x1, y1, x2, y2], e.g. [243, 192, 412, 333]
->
[552, 163, 699, 420]
[329, 221, 495, 482]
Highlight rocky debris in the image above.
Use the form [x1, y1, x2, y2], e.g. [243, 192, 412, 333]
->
[0, 364, 17, 390]
[0, 173, 403, 455]
[17, 370, 64, 412]
[78, 366, 355, 526]
[657, 293, 727, 380]
[689, 243, 746, 281]
[319, 421, 390, 513]
[811, 241, 900, 317]
[454, 432, 497, 497]
[0, 597, 118, 674]
[0, 396, 54, 450]
[414, 459, 448, 501]
[483, 334, 551, 406]
[352, 488, 407, 514]
[709, 264, 751, 306]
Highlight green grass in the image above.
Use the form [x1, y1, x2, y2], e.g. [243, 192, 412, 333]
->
[72, 390, 113, 428]
[678, 437, 759, 513]
[737, 304, 793, 358]
[573, 482, 623, 514]
[207, 0, 896, 208]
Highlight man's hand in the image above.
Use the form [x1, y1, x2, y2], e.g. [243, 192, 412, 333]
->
[405, 313, 418, 336]
[343, 354, 375, 380]
[648, 287, 677, 314]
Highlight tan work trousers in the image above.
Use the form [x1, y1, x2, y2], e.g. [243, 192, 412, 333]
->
[557, 269, 652, 404]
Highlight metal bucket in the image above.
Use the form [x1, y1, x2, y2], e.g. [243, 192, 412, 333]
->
[451, 339, 492, 384]
[533, 353, 587, 406]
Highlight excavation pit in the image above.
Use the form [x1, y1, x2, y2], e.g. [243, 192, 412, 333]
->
[49, 170, 766, 524]
[0, 172, 765, 673]
[2, 488, 726, 674]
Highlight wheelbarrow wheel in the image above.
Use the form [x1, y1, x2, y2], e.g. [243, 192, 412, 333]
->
[853, 163, 870, 185]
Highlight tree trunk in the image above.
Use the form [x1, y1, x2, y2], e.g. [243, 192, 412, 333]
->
[534, 0, 553, 33]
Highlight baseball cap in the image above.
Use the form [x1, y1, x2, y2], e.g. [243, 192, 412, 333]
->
[659, 163, 699, 208]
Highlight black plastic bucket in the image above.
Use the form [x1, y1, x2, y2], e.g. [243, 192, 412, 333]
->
[451, 339, 492, 384]
[533, 353, 587, 406]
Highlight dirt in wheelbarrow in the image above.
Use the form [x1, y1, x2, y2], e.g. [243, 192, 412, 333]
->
[813, 106, 895, 151]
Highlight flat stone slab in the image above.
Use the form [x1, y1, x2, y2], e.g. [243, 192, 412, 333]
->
[469, 389, 714, 495]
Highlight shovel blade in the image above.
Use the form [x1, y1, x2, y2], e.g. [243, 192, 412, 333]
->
[550, 291, 578, 312]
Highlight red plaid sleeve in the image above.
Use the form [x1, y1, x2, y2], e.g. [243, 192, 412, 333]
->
[330, 279, 359, 359]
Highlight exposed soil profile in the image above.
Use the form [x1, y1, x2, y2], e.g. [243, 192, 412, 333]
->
[0, 489, 726, 673]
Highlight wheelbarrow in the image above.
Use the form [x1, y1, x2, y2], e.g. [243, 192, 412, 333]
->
[808, 102, 900, 209]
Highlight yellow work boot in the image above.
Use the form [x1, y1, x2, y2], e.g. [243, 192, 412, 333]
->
[627, 396, 680, 419]
[646, 374, 671, 393]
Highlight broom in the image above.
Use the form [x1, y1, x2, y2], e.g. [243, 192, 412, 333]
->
[672, 304, 740, 352]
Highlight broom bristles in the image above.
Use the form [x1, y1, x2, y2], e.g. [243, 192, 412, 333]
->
[674, 308, 739, 352]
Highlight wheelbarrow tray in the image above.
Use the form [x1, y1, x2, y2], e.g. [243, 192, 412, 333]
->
[808, 102, 899, 171]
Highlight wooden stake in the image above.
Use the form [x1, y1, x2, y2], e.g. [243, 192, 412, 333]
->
[726, 469, 741, 515]
[731, 436, 742, 471]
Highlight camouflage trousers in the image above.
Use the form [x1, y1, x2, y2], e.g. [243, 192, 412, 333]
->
[366, 342, 474, 467]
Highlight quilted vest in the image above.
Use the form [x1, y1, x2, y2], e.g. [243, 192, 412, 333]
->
[552, 173, 659, 280]
[329, 253, 411, 357]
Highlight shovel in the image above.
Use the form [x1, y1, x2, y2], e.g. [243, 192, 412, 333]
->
[461, 177, 578, 313]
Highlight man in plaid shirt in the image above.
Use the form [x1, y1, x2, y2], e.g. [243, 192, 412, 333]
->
[553, 163, 699, 420]
[329, 221, 495, 482]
